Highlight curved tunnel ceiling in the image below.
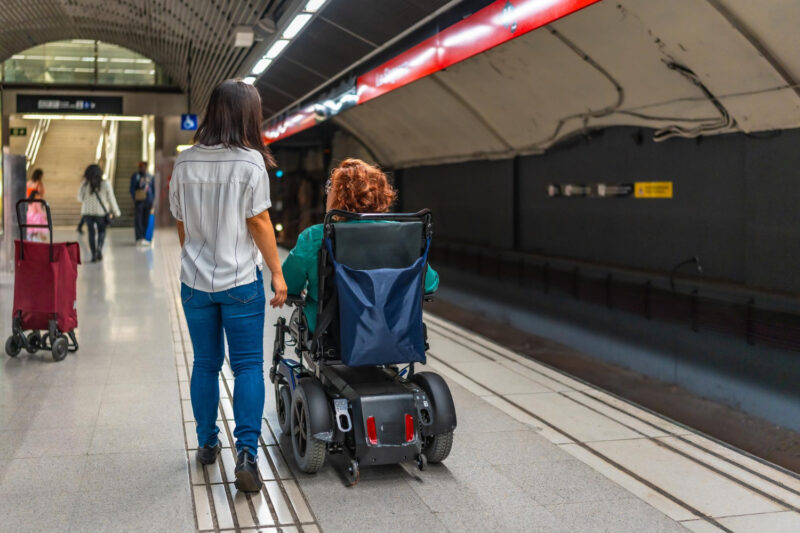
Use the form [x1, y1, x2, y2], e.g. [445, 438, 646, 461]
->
[0, 0, 287, 111]
[326, 0, 800, 168]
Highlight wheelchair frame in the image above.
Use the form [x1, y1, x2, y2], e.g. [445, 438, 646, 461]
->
[269, 209, 457, 485]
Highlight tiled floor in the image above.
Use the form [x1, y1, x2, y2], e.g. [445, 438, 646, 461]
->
[0, 229, 317, 533]
[2, 228, 799, 533]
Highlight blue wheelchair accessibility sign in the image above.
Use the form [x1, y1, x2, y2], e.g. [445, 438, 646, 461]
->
[181, 114, 198, 131]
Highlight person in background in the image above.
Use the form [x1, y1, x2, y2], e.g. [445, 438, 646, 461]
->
[130, 161, 155, 246]
[76, 173, 88, 234]
[169, 78, 287, 493]
[78, 164, 121, 262]
[26, 168, 49, 242]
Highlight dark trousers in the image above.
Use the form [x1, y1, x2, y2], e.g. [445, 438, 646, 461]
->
[86, 216, 107, 258]
[134, 200, 151, 240]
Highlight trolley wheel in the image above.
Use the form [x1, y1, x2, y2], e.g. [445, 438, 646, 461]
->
[416, 453, 428, 471]
[26, 331, 42, 354]
[5, 335, 21, 358]
[345, 459, 360, 487]
[276, 383, 292, 436]
[422, 431, 454, 464]
[290, 385, 326, 473]
[41, 333, 50, 349]
[51, 335, 69, 362]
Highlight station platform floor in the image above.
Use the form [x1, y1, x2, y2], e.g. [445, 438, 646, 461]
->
[1, 228, 799, 532]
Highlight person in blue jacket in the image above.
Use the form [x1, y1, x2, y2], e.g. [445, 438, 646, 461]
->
[130, 161, 155, 245]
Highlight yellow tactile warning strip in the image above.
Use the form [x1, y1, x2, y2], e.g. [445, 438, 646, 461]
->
[161, 238, 321, 533]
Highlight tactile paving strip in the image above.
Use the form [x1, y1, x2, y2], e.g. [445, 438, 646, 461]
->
[161, 237, 321, 533]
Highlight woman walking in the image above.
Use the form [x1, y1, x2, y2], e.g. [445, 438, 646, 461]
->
[77, 164, 121, 262]
[169, 79, 287, 492]
[26, 168, 49, 242]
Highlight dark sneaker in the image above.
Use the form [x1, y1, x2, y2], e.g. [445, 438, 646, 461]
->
[234, 450, 262, 492]
[197, 442, 221, 465]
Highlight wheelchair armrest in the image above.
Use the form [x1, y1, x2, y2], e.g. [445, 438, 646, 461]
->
[286, 294, 306, 307]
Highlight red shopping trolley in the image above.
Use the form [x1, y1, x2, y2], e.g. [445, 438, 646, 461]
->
[5, 199, 80, 361]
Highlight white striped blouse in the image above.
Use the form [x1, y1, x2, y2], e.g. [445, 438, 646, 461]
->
[168, 144, 271, 293]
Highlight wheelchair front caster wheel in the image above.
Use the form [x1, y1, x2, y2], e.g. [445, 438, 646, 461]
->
[417, 454, 428, 471]
[5, 335, 21, 357]
[346, 460, 360, 486]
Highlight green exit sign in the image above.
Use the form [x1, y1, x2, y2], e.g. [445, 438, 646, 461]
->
[10, 127, 27, 136]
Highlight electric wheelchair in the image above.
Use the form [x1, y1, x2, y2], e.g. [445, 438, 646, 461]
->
[270, 209, 457, 485]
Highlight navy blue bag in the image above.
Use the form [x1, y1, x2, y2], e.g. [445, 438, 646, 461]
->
[326, 238, 430, 367]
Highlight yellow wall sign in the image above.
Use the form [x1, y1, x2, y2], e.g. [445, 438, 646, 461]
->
[634, 181, 673, 199]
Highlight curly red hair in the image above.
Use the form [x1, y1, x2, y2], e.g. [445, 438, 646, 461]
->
[328, 159, 396, 213]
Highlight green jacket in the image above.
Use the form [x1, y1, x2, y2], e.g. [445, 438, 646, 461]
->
[282, 221, 440, 332]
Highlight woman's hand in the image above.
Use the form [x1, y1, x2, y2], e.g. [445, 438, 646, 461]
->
[270, 271, 288, 308]
[246, 210, 287, 307]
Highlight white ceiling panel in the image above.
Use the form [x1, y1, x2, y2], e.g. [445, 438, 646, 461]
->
[331, 0, 800, 167]
[334, 75, 511, 166]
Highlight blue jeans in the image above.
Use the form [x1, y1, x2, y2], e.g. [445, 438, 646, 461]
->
[181, 271, 265, 453]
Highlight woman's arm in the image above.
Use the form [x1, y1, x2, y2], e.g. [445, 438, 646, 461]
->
[176, 221, 185, 247]
[425, 264, 440, 294]
[246, 210, 287, 308]
[106, 182, 122, 217]
[281, 226, 317, 296]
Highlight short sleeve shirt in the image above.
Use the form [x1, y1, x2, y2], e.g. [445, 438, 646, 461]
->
[169, 144, 271, 292]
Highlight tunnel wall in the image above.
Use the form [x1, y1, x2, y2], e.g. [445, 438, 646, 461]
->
[399, 126, 800, 295]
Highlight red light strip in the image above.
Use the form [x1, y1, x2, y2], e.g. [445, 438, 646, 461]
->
[358, 0, 600, 104]
[265, 0, 601, 143]
[264, 104, 317, 144]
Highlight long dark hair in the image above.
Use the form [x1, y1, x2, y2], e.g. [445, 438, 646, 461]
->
[84, 164, 104, 193]
[31, 168, 44, 182]
[195, 79, 276, 168]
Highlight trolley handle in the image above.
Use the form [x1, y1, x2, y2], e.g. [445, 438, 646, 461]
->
[15, 198, 54, 262]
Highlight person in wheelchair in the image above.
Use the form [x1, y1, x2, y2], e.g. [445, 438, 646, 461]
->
[273, 159, 456, 484]
[281, 158, 439, 330]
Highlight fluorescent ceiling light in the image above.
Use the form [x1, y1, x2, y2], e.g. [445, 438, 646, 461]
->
[243, 76, 257, 85]
[283, 13, 312, 39]
[176, 144, 194, 152]
[265, 39, 289, 59]
[252, 58, 272, 75]
[21, 114, 142, 121]
[304, 0, 326, 12]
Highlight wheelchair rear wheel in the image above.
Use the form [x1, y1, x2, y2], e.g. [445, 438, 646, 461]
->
[290, 384, 326, 473]
[422, 431, 454, 463]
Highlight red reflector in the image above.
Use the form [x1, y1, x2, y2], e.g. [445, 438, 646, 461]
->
[405, 414, 415, 442]
[366, 416, 378, 445]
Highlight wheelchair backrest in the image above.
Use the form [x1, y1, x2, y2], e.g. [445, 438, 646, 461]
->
[331, 221, 424, 270]
[315, 210, 432, 367]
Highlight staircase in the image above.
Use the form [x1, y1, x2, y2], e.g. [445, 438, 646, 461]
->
[32, 120, 103, 226]
[113, 121, 143, 227]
